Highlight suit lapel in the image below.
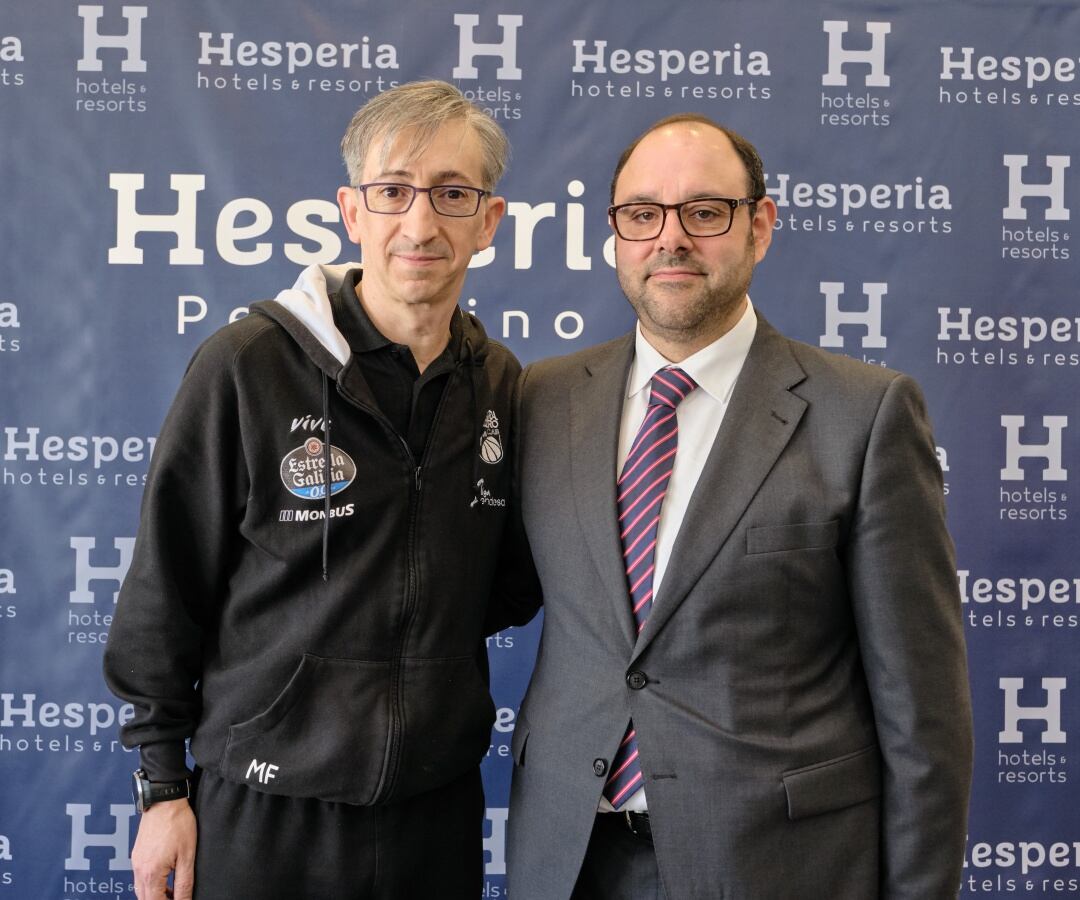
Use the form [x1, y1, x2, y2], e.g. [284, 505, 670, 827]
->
[570, 334, 637, 650]
[631, 316, 808, 660]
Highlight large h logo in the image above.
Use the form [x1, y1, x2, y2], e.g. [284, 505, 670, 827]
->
[819, 282, 887, 349]
[65, 803, 134, 870]
[483, 807, 508, 876]
[70, 536, 135, 604]
[77, 5, 147, 73]
[1000, 416, 1068, 482]
[999, 677, 1067, 744]
[1002, 155, 1071, 222]
[109, 173, 205, 265]
[452, 14, 523, 80]
[822, 20, 890, 87]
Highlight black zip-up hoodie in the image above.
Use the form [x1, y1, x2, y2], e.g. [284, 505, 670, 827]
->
[104, 263, 522, 805]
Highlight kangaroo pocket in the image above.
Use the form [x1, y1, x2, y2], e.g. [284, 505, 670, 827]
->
[386, 655, 495, 802]
[220, 653, 391, 805]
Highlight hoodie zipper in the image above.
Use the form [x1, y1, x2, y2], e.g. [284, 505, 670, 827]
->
[335, 368, 457, 802]
[379, 373, 454, 801]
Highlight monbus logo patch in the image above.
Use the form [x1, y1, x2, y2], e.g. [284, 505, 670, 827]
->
[279, 438, 356, 500]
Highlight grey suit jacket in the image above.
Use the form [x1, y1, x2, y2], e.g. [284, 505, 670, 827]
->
[504, 313, 973, 900]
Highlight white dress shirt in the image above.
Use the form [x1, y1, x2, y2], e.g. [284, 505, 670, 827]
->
[599, 297, 758, 814]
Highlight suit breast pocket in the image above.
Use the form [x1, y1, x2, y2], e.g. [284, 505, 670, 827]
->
[745, 519, 840, 555]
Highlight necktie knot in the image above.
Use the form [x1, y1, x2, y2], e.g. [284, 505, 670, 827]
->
[648, 367, 697, 409]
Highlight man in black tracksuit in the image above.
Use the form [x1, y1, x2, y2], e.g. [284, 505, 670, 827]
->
[104, 81, 536, 899]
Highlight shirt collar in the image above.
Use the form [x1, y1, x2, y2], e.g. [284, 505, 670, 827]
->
[628, 297, 757, 405]
[331, 268, 390, 353]
[331, 267, 463, 362]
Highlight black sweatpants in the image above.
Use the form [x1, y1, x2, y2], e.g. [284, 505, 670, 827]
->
[191, 766, 484, 899]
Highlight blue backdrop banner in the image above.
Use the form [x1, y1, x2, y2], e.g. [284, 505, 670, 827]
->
[1, 1, 1078, 897]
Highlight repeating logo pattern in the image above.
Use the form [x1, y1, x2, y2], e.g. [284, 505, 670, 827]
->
[3, 5, 1079, 897]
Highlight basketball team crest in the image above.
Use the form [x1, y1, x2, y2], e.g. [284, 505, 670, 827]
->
[480, 410, 504, 464]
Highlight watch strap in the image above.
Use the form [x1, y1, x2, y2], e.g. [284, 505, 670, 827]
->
[133, 768, 190, 812]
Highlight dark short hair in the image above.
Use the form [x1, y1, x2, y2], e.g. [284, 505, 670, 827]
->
[609, 113, 766, 204]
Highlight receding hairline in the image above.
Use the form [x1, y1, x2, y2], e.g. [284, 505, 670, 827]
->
[634, 120, 740, 158]
[613, 123, 738, 198]
[609, 114, 764, 204]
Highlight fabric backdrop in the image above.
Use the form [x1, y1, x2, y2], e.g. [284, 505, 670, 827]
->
[1, 2, 1078, 896]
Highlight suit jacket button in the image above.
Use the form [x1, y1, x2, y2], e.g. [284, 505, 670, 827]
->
[593, 758, 608, 777]
[626, 670, 648, 690]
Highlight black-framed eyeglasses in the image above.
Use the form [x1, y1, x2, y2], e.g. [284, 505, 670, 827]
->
[608, 196, 760, 240]
[356, 182, 488, 217]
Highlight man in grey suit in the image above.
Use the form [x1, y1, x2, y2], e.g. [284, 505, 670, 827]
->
[501, 115, 973, 898]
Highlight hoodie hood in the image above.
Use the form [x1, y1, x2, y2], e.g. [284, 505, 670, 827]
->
[250, 263, 356, 375]
[250, 262, 491, 370]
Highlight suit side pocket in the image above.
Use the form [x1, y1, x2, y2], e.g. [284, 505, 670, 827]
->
[781, 744, 881, 820]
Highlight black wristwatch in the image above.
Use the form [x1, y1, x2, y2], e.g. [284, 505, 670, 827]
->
[131, 768, 190, 812]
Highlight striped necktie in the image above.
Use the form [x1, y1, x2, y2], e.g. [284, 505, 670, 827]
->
[603, 365, 697, 810]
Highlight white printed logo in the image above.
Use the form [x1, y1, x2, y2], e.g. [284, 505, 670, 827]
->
[452, 14, 523, 80]
[246, 758, 279, 784]
[109, 173, 205, 266]
[819, 281, 887, 349]
[1000, 415, 1068, 482]
[70, 537, 135, 605]
[484, 807, 508, 875]
[480, 410, 504, 464]
[470, 478, 506, 509]
[76, 5, 147, 73]
[999, 677, 1067, 744]
[822, 20, 890, 88]
[1003, 155, 1071, 222]
[66, 803, 134, 870]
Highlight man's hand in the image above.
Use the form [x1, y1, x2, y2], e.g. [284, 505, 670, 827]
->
[131, 799, 197, 900]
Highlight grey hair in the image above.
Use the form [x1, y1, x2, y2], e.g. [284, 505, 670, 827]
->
[340, 80, 510, 191]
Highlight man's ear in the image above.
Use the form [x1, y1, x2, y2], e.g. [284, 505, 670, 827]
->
[476, 195, 507, 252]
[337, 186, 363, 245]
[751, 196, 777, 263]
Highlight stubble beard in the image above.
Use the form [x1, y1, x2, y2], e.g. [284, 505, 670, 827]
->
[618, 234, 756, 348]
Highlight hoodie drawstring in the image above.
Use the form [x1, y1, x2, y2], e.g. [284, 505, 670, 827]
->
[462, 336, 484, 504]
[322, 372, 331, 581]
